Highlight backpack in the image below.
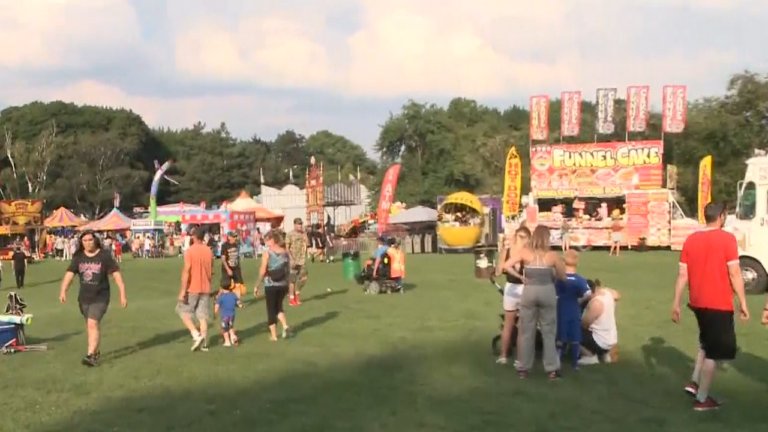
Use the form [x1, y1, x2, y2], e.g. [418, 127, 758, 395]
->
[267, 251, 289, 282]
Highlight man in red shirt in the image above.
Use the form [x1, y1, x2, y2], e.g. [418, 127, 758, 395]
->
[672, 202, 749, 411]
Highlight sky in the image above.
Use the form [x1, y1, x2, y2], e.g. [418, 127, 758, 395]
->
[0, 0, 765, 154]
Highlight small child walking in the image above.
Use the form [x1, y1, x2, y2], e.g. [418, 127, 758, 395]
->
[215, 285, 242, 347]
[555, 250, 592, 369]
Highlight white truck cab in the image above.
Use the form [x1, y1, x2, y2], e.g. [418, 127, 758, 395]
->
[730, 149, 768, 293]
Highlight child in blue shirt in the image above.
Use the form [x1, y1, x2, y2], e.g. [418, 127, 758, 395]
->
[555, 250, 592, 369]
[215, 285, 242, 347]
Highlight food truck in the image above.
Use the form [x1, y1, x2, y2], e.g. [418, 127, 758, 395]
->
[522, 140, 697, 249]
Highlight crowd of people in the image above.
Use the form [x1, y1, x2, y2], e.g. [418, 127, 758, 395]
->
[495, 225, 619, 380]
[41, 199, 768, 412]
[58, 217, 312, 365]
[496, 203, 768, 411]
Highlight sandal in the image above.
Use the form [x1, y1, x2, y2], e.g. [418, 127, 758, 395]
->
[548, 371, 562, 381]
[517, 370, 529, 379]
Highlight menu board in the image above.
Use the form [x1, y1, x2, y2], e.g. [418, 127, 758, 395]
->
[626, 191, 670, 246]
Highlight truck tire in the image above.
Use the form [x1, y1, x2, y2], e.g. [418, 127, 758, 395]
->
[740, 257, 768, 294]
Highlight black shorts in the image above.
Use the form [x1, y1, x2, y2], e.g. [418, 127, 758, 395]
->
[691, 306, 737, 361]
[79, 301, 109, 322]
[581, 328, 609, 355]
[221, 268, 244, 288]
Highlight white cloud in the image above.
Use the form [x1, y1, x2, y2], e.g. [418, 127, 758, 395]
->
[0, 0, 141, 70]
[0, 0, 765, 146]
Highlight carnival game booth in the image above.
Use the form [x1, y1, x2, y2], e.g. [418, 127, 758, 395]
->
[130, 219, 166, 258]
[523, 141, 694, 249]
[226, 191, 283, 256]
[181, 209, 256, 257]
[0, 200, 44, 260]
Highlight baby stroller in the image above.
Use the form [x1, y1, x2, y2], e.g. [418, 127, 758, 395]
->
[355, 254, 404, 295]
[490, 276, 542, 357]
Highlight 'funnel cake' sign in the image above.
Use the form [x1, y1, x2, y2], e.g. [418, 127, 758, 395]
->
[530, 141, 664, 198]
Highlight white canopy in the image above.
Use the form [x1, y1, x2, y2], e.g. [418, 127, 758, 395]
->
[389, 206, 438, 224]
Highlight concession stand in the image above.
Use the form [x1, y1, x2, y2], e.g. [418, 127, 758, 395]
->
[523, 140, 686, 248]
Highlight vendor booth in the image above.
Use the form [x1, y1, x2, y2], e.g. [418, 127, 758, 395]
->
[181, 209, 257, 257]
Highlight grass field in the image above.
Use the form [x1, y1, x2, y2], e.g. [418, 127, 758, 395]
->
[5, 252, 768, 432]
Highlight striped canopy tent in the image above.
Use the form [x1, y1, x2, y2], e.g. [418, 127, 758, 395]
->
[79, 208, 132, 231]
[44, 207, 86, 228]
[228, 191, 284, 223]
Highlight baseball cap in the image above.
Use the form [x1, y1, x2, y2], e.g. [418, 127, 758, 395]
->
[293, 218, 303, 225]
[227, 231, 238, 237]
[703, 202, 725, 224]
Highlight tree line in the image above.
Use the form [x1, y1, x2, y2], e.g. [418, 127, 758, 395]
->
[1, 70, 765, 217]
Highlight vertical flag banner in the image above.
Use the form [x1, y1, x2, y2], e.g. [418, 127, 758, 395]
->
[502, 147, 522, 217]
[560, 91, 582, 137]
[626, 86, 650, 132]
[697, 155, 712, 225]
[595, 88, 617, 134]
[662, 85, 688, 133]
[376, 164, 402, 234]
[529, 95, 550, 141]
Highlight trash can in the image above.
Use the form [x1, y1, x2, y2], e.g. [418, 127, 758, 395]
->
[342, 251, 361, 281]
[474, 246, 497, 279]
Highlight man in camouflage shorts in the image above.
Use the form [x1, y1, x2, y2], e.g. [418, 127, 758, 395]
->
[286, 218, 308, 306]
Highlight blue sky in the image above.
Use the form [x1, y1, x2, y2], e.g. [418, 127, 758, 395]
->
[0, 0, 765, 153]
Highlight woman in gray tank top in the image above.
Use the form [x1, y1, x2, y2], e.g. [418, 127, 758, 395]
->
[504, 225, 567, 380]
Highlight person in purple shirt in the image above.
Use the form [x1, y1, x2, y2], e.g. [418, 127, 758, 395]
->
[555, 250, 592, 369]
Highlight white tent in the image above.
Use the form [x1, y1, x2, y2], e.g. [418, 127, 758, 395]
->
[389, 206, 438, 224]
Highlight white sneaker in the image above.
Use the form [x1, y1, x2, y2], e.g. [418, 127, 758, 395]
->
[496, 357, 508, 365]
[191, 335, 204, 351]
[577, 355, 600, 366]
[223, 341, 232, 347]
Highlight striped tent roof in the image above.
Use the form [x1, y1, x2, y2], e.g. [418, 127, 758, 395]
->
[44, 207, 86, 228]
[78, 208, 132, 231]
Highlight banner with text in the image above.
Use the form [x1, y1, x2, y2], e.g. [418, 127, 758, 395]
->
[662, 85, 688, 133]
[560, 91, 582, 137]
[529, 95, 550, 141]
[626, 85, 650, 132]
[698, 155, 712, 225]
[376, 164, 402, 235]
[530, 141, 664, 197]
[595, 88, 617, 134]
[502, 147, 522, 217]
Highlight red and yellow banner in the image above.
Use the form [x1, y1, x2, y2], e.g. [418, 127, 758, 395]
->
[502, 147, 522, 217]
[530, 141, 664, 198]
[376, 164, 402, 234]
[626, 86, 650, 132]
[698, 155, 712, 225]
[560, 91, 582, 137]
[529, 95, 550, 141]
[662, 85, 688, 133]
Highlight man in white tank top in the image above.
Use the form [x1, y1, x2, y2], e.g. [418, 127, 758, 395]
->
[578, 287, 620, 365]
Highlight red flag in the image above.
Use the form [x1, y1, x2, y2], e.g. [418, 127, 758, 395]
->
[376, 164, 402, 235]
[529, 95, 550, 141]
[560, 91, 582, 137]
[662, 85, 688, 133]
[626, 86, 650, 132]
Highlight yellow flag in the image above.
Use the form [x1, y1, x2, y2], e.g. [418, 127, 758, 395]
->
[502, 147, 522, 217]
[697, 155, 712, 224]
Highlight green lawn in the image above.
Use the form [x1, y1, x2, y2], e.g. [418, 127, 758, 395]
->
[5, 252, 768, 432]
